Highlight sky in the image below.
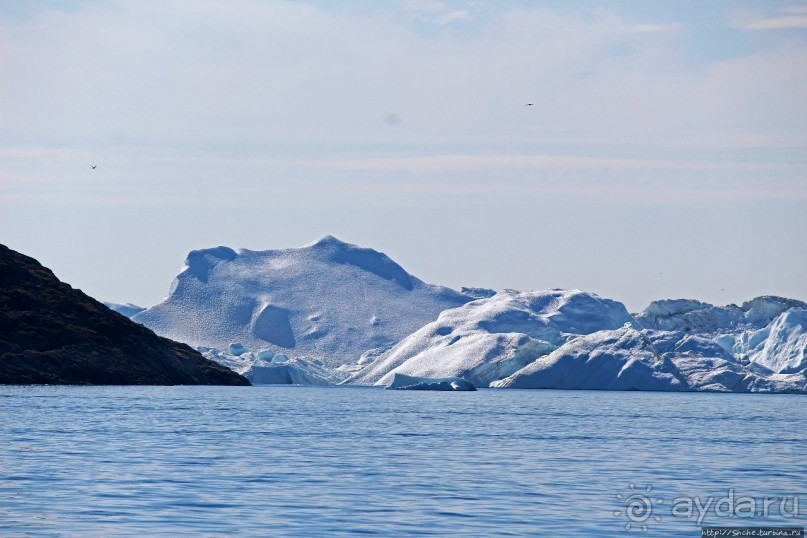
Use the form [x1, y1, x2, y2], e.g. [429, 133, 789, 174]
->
[1, 0, 805, 312]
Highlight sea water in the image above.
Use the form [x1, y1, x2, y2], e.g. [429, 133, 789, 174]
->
[1, 386, 804, 536]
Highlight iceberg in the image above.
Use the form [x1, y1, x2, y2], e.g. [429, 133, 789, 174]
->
[244, 358, 337, 386]
[133, 236, 473, 368]
[491, 326, 684, 391]
[227, 342, 249, 356]
[103, 301, 146, 318]
[741, 296, 807, 326]
[349, 289, 635, 388]
[492, 325, 807, 393]
[201, 347, 346, 385]
[747, 308, 807, 374]
[386, 373, 476, 391]
[348, 286, 807, 394]
[460, 287, 497, 299]
[634, 299, 745, 333]
[634, 296, 807, 335]
[115, 235, 807, 395]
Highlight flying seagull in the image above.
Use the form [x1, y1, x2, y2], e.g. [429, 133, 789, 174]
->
[90, 165, 97, 169]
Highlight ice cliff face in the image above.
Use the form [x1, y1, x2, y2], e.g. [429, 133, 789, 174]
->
[734, 308, 807, 374]
[742, 296, 807, 326]
[634, 299, 745, 333]
[634, 296, 807, 334]
[386, 373, 477, 391]
[134, 236, 472, 368]
[630, 296, 807, 376]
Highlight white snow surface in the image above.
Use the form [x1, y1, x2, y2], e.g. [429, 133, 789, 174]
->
[133, 236, 472, 368]
[348, 289, 636, 388]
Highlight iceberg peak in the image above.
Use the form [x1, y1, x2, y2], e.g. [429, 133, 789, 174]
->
[741, 296, 807, 323]
[300, 236, 415, 291]
[304, 235, 352, 249]
[182, 246, 238, 284]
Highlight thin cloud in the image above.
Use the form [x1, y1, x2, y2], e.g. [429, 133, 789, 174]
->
[400, 0, 471, 24]
[626, 23, 682, 34]
[435, 10, 471, 24]
[4, 145, 804, 208]
[736, 15, 807, 30]
[731, 6, 807, 30]
[300, 180, 807, 205]
[300, 153, 796, 173]
[2, 1, 804, 150]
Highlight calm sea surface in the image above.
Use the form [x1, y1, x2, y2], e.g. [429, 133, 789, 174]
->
[1, 386, 804, 537]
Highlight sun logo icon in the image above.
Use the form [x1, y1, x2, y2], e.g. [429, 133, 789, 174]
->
[613, 483, 664, 532]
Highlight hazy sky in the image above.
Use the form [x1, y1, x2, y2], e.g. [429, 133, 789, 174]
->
[1, 0, 805, 312]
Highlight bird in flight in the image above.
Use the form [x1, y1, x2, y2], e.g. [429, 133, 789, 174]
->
[526, 103, 534, 106]
[90, 164, 97, 169]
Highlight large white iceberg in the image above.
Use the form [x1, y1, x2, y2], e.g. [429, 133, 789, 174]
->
[492, 325, 807, 393]
[347, 287, 807, 394]
[116, 235, 807, 394]
[349, 289, 636, 388]
[133, 236, 472, 368]
[491, 326, 682, 391]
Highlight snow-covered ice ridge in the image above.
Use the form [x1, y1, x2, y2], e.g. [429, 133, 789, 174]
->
[133, 236, 473, 369]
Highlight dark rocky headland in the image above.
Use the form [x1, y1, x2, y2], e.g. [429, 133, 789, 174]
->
[0, 244, 249, 385]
